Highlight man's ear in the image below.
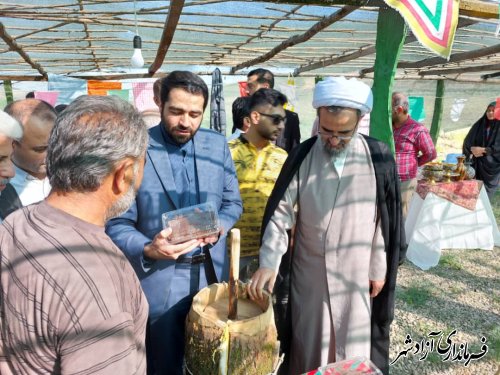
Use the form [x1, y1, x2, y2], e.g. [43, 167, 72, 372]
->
[249, 111, 260, 125]
[242, 117, 252, 132]
[112, 159, 135, 195]
[154, 96, 161, 108]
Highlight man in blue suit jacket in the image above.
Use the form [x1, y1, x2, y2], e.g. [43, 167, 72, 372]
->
[106, 71, 242, 375]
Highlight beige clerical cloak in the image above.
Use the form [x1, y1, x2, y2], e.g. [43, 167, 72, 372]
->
[260, 135, 386, 374]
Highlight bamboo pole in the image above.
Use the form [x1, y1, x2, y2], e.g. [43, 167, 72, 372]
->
[210, 5, 303, 65]
[0, 22, 47, 79]
[360, 43, 500, 75]
[419, 63, 500, 76]
[231, 5, 357, 73]
[294, 18, 477, 75]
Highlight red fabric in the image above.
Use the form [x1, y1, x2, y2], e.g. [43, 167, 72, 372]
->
[416, 179, 483, 210]
[393, 117, 436, 181]
[238, 81, 248, 97]
[495, 98, 500, 120]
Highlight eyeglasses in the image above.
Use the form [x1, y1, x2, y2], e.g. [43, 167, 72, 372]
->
[257, 112, 287, 125]
[318, 126, 357, 142]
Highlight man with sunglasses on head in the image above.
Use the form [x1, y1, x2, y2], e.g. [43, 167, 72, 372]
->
[248, 77, 406, 375]
[228, 88, 288, 280]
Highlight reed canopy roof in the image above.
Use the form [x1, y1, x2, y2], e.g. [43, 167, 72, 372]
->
[1, 0, 499, 82]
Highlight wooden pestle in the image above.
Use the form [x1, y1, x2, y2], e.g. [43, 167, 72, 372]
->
[228, 228, 240, 320]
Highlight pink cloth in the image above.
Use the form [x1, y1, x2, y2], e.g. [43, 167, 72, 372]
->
[416, 179, 483, 210]
[393, 116, 436, 181]
[34, 91, 59, 106]
[132, 82, 156, 111]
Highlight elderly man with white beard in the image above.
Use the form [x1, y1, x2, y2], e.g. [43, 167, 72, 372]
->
[0, 111, 22, 201]
[0, 96, 150, 375]
[248, 77, 406, 375]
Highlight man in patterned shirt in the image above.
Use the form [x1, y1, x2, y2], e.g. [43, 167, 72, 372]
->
[0, 96, 149, 374]
[392, 92, 437, 218]
[229, 88, 288, 280]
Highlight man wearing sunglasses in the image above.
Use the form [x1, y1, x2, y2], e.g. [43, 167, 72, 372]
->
[229, 88, 288, 280]
[246, 68, 301, 152]
[248, 77, 406, 375]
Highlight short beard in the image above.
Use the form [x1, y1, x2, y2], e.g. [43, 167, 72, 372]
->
[105, 165, 139, 221]
[105, 182, 136, 221]
[168, 126, 196, 144]
[323, 140, 348, 157]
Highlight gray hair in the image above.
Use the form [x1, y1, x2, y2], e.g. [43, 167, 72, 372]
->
[0, 110, 23, 140]
[392, 92, 409, 113]
[47, 95, 149, 193]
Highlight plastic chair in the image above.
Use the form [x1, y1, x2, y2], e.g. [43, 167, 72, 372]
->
[445, 153, 462, 164]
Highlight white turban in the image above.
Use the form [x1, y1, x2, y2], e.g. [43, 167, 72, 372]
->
[312, 76, 373, 115]
[0, 111, 23, 140]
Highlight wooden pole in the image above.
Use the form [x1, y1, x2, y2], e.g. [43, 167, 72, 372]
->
[369, 6, 406, 153]
[430, 80, 445, 145]
[230, 5, 357, 73]
[228, 228, 240, 320]
[149, 0, 185, 75]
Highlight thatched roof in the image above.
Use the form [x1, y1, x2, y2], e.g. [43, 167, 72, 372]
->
[1, 0, 499, 83]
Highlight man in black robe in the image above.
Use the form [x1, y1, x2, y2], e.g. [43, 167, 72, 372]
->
[249, 77, 406, 375]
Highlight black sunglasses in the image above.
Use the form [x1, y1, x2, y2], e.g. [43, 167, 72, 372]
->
[257, 112, 287, 125]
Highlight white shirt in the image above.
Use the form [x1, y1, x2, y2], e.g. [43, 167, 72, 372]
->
[10, 165, 51, 206]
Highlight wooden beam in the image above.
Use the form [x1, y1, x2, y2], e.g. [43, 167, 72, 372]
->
[213, 5, 303, 66]
[0, 22, 47, 79]
[459, 0, 499, 19]
[2, 71, 500, 84]
[259, 0, 499, 19]
[419, 63, 500, 75]
[359, 43, 500, 74]
[294, 18, 476, 75]
[481, 71, 500, 80]
[78, 0, 100, 71]
[230, 5, 357, 73]
[149, 0, 185, 75]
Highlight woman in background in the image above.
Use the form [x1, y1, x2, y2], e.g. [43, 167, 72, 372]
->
[463, 101, 500, 200]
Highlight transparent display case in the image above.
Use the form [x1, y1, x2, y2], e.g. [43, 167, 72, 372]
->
[162, 202, 220, 244]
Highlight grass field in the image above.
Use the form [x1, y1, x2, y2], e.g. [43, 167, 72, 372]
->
[388, 191, 500, 374]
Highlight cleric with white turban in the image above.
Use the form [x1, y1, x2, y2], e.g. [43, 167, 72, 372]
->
[251, 74, 404, 375]
[312, 76, 373, 115]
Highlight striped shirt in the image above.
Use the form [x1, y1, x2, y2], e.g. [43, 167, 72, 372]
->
[393, 116, 437, 181]
[0, 201, 148, 375]
[229, 136, 287, 257]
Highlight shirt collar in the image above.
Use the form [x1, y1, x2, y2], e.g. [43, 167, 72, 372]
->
[14, 164, 42, 182]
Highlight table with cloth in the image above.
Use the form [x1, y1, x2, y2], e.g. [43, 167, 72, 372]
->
[405, 179, 500, 270]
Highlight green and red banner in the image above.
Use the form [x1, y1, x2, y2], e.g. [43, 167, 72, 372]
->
[384, 0, 459, 58]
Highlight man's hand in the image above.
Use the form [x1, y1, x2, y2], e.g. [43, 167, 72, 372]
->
[471, 146, 486, 158]
[144, 228, 202, 260]
[247, 267, 276, 301]
[199, 227, 224, 247]
[370, 279, 385, 298]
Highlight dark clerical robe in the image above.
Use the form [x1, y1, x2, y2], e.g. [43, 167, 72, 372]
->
[261, 135, 406, 375]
